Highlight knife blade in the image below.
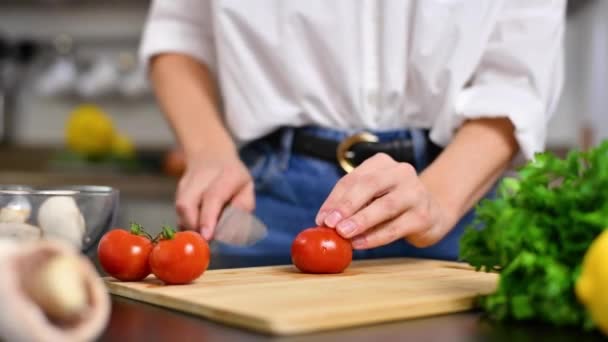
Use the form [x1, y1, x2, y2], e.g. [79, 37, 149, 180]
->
[212, 204, 268, 246]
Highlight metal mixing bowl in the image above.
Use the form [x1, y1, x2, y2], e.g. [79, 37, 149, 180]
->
[0, 185, 119, 253]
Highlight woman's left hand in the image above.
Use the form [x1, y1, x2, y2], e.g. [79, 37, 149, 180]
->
[315, 153, 449, 249]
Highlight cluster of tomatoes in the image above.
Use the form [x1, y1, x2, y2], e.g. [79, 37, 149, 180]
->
[97, 224, 210, 285]
[98, 223, 353, 285]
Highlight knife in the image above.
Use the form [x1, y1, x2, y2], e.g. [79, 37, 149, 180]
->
[212, 204, 268, 246]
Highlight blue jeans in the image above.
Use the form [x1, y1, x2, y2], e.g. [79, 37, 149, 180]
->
[213, 126, 483, 265]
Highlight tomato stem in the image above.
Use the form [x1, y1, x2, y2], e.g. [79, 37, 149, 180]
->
[153, 225, 176, 243]
[129, 222, 154, 241]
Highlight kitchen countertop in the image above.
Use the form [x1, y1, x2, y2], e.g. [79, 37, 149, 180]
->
[0, 145, 178, 198]
[97, 257, 605, 342]
[0, 170, 177, 198]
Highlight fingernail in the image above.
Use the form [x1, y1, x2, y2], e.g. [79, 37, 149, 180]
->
[337, 219, 356, 236]
[324, 210, 342, 227]
[315, 210, 327, 226]
[201, 226, 212, 240]
[351, 237, 366, 249]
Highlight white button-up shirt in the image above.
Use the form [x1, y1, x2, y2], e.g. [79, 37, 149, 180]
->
[140, 0, 565, 159]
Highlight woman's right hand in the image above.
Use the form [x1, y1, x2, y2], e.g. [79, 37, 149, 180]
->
[148, 53, 252, 240]
[175, 152, 255, 240]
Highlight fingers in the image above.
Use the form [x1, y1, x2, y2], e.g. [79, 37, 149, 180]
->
[315, 174, 358, 226]
[198, 167, 251, 240]
[320, 160, 418, 231]
[175, 174, 210, 231]
[174, 154, 255, 238]
[316, 153, 400, 225]
[350, 205, 439, 250]
[334, 183, 418, 238]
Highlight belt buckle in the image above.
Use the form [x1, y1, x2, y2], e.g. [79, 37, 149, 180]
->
[336, 131, 379, 173]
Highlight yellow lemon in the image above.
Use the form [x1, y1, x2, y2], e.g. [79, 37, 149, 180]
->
[576, 229, 608, 336]
[65, 104, 115, 157]
[111, 132, 135, 159]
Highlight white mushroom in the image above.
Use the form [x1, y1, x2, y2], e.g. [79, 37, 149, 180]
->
[0, 222, 41, 242]
[0, 238, 110, 342]
[25, 254, 89, 322]
[0, 195, 32, 223]
[37, 196, 86, 249]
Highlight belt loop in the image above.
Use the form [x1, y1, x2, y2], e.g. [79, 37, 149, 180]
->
[409, 129, 428, 171]
[278, 127, 295, 171]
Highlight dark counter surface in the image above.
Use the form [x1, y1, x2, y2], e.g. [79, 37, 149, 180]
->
[97, 256, 605, 342]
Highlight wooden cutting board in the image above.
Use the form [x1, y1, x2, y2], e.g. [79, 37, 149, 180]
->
[105, 258, 498, 335]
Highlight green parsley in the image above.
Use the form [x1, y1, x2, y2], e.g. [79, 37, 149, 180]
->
[459, 141, 608, 330]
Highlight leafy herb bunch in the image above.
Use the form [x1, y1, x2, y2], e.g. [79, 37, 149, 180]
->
[460, 141, 608, 329]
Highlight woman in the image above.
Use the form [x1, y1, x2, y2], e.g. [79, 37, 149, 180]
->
[140, 1, 565, 263]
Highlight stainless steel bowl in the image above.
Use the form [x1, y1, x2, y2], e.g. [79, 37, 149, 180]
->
[0, 185, 119, 253]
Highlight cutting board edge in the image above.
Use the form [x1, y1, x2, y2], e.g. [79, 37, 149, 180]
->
[251, 294, 484, 335]
[105, 280, 279, 334]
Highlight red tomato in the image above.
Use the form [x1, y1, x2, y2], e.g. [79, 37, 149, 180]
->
[149, 228, 210, 285]
[291, 226, 353, 274]
[97, 225, 153, 281]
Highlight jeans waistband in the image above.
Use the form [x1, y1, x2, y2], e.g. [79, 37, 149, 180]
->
[256, 125, 440, 172]
[294, 125, 417, 142]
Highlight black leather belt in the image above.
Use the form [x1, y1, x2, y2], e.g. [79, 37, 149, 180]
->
[288, 128, 443, 173]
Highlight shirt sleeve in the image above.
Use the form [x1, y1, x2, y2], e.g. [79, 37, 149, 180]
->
[430, 0, 566, 161]
[139, 0, 216, 72]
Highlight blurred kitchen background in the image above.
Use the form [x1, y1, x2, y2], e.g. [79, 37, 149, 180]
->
[0, 0, 181, 234]
[0, 0, 605, 233]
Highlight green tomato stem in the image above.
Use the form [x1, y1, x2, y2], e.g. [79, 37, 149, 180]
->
[129, 222, 154, 241]
[152, 225, 176, 243]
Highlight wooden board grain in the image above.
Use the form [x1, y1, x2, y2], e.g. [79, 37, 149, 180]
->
[104, 258, 498, 335]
